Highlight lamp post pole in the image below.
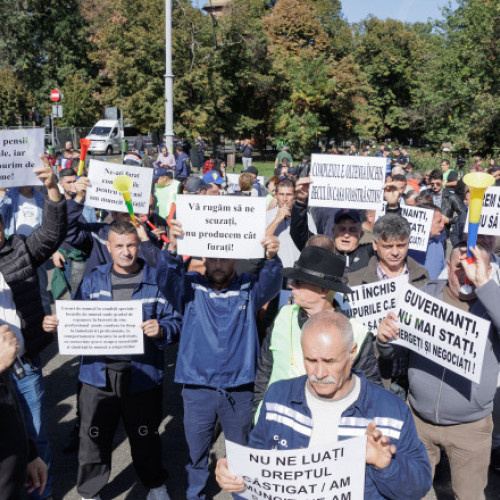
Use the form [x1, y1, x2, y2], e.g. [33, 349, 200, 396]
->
[165, 0, 174, 152]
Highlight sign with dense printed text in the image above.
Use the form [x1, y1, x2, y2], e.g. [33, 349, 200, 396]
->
[343, 276, 408, 331]
[308, 154, 385, 210]
[56, 301, 144, 355]
[401, 206, 433, 252]
[226, 437, 366, 500]
[176, 195, 267, 259]
[393, 283, 490, 383]
[85, 160, 153, 213]
[464, 186, 500, 237]
[0, 128, 43, 187]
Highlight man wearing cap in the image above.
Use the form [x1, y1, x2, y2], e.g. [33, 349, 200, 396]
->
[274, 145, 293, 169]
[183, 176, 208, 195]
[202, 171, 225, 196]
[216, 311, 432, 500]
[290, 179, 374, 272]
[157, 220, 282, 500]
[154, 169, 180, 220]
[347, 214, 429, 398]
[252, 245, 382, 422]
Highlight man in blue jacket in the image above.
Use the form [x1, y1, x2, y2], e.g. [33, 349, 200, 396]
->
[48, 221, 182, 500]
[215, 311, 432, 500]
[157, 219, 282, 500]
[175, 144, 191, 181]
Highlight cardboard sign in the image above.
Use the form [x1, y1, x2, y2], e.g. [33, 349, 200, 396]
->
[401, 206, 433, 252]
[393, 283, 490, 383]
[308, 154, 385, 210]
[176, 195, 267, 259]
[0, 129, 43, 187]
[226, 436, 366, 500]
[85, 160, 153, 213]
[56, 301, 144, 355]
[343, 276, 408, 331]
[464, 186, 500, 236]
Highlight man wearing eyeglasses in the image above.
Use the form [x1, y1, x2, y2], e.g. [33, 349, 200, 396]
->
[426, 169, 466, 235]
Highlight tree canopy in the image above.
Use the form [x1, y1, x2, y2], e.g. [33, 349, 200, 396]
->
[0, 0, 498, 153]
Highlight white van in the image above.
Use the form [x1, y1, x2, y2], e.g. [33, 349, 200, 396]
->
[86, 120, 122, 155]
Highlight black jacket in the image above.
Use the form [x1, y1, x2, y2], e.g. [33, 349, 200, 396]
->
[422, 188, 466, 230]
[252, 306, 382, 415]
[290, 200, 374, 271]
[0, 196, 67, 357]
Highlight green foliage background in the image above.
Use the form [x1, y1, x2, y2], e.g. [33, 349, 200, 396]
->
[0, 0, 498, 154]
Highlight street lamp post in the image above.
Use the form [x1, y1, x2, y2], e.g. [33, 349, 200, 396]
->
[165, 0, 174, 152]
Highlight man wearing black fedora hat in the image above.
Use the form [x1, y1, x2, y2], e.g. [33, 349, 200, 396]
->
[252, 245, 381, 421]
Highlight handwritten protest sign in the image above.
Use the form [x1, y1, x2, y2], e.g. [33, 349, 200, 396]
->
[0, 129, 43, 187]
[56, 301, 144, 355]
[176, 195, 267, 259]
[393, 283, 490, 383]
[464, 186, 500, 237]
[308, 154, 385, 210]
[226, 436, 366, 500]
[401, 206, 433, 252]
[85, 160, 152, 213]
[343, 276, 408, 331]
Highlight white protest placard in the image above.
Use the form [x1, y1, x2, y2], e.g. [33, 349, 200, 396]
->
[401, 206, 433, 252]
[56, 300, 144, 355]
[308, 154, 385, 210]
[176, 195, 267, 259]
[464, 186, 500, 237]
[226, 436, 366, 500]
[343, 276, 408, 331]
[85, 160, 153, 213]
[0, 128, 43, 187]
[393, 283, 490, 383]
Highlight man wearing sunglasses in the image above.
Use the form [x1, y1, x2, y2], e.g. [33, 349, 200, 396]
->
[426, 169, 466, 236]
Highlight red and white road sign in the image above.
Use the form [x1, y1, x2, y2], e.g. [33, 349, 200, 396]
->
[50, 88, 61, 102]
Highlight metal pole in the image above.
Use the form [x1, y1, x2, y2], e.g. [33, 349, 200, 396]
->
[165, 0, 174, 153]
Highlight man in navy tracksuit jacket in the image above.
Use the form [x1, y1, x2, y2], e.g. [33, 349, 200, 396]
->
[216, 312, 431, 500]
[69, 221, 182, 500]
[157, 220, 282, 500]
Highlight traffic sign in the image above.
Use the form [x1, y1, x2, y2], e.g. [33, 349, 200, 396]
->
[50, 88, 62, 102]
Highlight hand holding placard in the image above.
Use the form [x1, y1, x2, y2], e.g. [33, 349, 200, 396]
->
[215, 458, 245, 493]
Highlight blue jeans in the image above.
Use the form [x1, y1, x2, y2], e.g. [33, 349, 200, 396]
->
[183, 385, 253, 500]
[13, 355, 53, 499]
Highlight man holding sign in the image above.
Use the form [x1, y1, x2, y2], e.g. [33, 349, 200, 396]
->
[157, 219, 282, 500]
[46, 221, 181, 500]
[377, 243, 500, 499]
[348, 214, 429, 398]
[216, 312, 431, 500]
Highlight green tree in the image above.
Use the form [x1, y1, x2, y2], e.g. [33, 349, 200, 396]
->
[416, 0, 499, 150]
[0, 67, 28, 126]
[353, 17, 430, 140]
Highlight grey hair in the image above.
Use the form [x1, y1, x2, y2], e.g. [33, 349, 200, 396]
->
[391, 166, 405, 176]
[301, 311, 353, 351]
[373, 214, 411, 242]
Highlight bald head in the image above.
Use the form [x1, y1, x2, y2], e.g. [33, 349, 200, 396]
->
[300, 312, 357, 399]
[301, 311, 353, 351]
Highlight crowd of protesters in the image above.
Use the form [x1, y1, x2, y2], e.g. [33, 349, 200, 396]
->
[1, 136, 500, 500]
